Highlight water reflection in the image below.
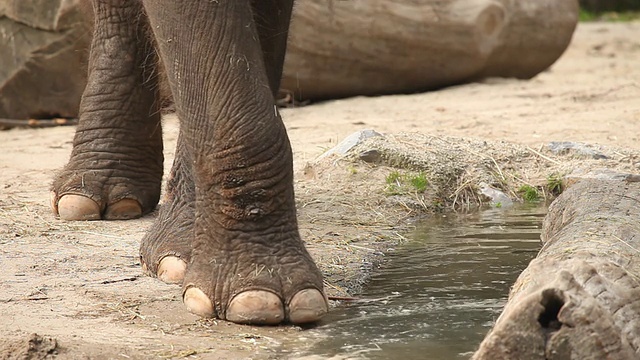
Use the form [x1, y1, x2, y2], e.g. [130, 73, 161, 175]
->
[288, 204, 545, 359]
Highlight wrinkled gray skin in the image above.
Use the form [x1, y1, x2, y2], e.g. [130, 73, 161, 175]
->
[50, 0, 327, 325]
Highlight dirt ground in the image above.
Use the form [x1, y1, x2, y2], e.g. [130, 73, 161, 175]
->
[1, 22, 639, 359]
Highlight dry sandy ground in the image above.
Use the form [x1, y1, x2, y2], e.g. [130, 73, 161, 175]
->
[0, 22, 639, 359]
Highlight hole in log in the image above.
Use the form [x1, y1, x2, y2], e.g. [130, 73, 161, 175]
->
[538, 289, 564, 331]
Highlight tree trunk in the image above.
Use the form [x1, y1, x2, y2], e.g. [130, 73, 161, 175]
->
[477, 0, 580, 79]
[472, 178, 640, 359]
[282, 0, 579, 100]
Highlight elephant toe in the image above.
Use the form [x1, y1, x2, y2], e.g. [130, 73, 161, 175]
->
[183, 286, 214, 318]
[157, 256, 187, 284]
[56, 194, 101, 221]
[288, 289, 328, 324]
[104, 199, 143, 220]
[226, 290, 284, 325]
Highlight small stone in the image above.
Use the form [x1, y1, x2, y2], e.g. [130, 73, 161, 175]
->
[625, 174, 640, 183]
[547, 141, 609, 160]
[479, 182, 513, 207]
[0, 0, 89, 119]
[358, 149, 381, 163]
[317, 129, 384, 160]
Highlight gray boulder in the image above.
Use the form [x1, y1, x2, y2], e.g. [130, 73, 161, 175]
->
[0, 0, 89, 120]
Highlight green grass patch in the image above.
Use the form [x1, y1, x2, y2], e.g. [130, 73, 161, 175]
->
[579, 9, 640, 21]
[409, 173, 428, 193]
[546, 174, 565, 197]
[518, 185, 540, 202]
[386, 170, 402, 185]
[385, 171, 429, 195]
[579, 8, 600, 21]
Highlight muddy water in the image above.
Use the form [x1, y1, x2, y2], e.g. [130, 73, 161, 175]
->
[286, 204, 545, 359]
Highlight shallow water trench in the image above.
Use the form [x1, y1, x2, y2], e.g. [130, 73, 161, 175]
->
[283, 204, 545, 359]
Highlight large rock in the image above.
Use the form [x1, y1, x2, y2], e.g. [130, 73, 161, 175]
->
[472, 177, 640, 359]
[282, 0, 579, 100]
[0, 0, 89, 120]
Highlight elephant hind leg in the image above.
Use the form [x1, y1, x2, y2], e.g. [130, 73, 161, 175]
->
[51, 0, 163, 221]
[140, 133, 194, 285]
[140, 0, 327, 325]
[251, 0, 294, 96]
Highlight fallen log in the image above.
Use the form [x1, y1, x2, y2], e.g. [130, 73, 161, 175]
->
[283, 0, 579, 100]
[0, 0, 579, 115]
[477, 0, 581, 79]
[472, 177, 640, 359]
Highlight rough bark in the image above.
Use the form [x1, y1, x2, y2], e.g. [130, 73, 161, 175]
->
[472, 178, 640, 359]
[0, 0, 580, 115]
[477, 0, 580, 79]
[282, 0, 579, 100]
[0, 0, 89, 120]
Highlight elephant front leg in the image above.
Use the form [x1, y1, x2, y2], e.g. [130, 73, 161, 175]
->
[141, 0, 327, 324]
[51, 0, 164, 221]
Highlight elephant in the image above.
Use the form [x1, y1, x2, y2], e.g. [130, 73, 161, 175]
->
[49, 0, 328, 325]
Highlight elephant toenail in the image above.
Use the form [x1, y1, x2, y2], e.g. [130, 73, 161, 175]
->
[57, 195, 101, 221]
[104, 199, 143, 220]
[227, 290, 284, 325]
[288, 289, 328, 324]
[183, 286, 214, 318]
[157, 256, 187, 284]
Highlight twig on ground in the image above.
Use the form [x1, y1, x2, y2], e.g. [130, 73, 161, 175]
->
[0, 118, 78, 129]
[527, 146, 561, 165]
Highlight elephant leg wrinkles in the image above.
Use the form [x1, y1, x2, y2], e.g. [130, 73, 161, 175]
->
[51, 0, 164, 221]
[140, 0, 327, 325]
[139, 0, 298, 286]
[140, 133, 194, 284]
[53, 0, 328, 325]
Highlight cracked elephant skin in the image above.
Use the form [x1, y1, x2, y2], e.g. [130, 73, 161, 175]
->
[50, 0, 328, 325]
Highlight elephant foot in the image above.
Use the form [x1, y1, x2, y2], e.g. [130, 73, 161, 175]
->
[139, 182, 194, 284]
[142, 229, 328, 324]
[139, 162, 328, 324]
[176, 222, 328, 325]
[140, 138, 194, 284]
[51, 164, 162, 221]
[141, 214, 328, 324]
[51, 120, 163, 221]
